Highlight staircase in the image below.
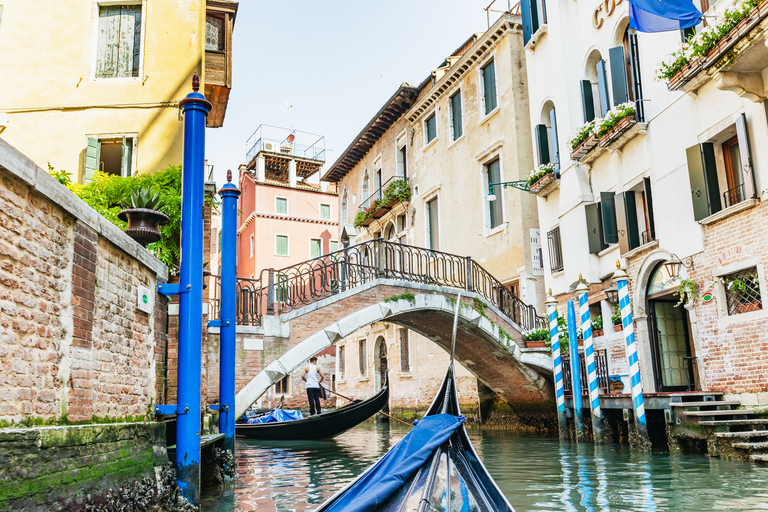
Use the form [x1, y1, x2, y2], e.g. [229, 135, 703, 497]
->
[670, 392, 768, 463]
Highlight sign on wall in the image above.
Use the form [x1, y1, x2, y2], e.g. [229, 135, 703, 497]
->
[530, 228, 544, 276]
[137, 285, 153, 314]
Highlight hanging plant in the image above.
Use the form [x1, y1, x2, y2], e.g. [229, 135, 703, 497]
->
[675, 278, 699, 307]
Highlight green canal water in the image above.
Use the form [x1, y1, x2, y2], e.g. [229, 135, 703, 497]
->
[201, 421, 768, 511]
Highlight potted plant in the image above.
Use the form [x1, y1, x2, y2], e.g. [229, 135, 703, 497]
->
[118, 188, 169, 247]
[526, 163, 556, 192]
[523, 328, 549, 349]
[592, 315, 604, 337]
[726, 275, 762, 313]
[612, 304, 623, 332]
[675, 278, 699, 307]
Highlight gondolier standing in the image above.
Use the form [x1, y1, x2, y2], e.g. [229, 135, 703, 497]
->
[301, 357, 325, 415]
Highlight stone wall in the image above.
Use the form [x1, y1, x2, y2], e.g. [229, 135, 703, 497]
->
[0, 139, 168, 425]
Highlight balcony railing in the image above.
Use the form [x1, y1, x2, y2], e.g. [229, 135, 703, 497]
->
[359, 175, 409, 211]
[246, 137, 326, 166]
[208, 239, 547, 331]
[561, 350, 609, 395]
[723, 183, 746, 209]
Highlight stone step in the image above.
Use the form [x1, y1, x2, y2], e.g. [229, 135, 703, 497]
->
[670, 401, 741, 408]
[750, 454, 768, 462]
[715, 430, 768, 439]
[699, 419, 768, 426]
[732, 441, 768, 450]
[683, 410, 754, 417]
[668, 392, 724, 399]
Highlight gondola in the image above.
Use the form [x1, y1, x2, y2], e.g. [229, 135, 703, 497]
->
[235, 383, 389, 441]
[315, 293, 515, 512]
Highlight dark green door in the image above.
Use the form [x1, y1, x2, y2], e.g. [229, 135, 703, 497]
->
[648, 300, 694, 391]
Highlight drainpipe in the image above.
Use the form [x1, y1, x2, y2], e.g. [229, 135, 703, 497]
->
[546, 291, 568, 441]
[576, 277, 605, 443]
[218, 170, 240, 480]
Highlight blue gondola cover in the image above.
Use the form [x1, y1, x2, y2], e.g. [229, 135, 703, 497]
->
[323, 414, 465, 512]
[246, 409, 304, 424]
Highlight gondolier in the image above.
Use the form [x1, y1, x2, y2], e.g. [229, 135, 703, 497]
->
[301, 357, 325, 416]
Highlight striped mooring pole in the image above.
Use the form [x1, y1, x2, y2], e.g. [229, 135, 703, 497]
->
[575, 277, 605, 443]
[545, 291, 568, 441]
[613, 262, 650, 448]
[567, 300, 587, 443]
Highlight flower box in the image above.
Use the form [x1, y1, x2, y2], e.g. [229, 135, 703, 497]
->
[526, 340, 548, 349]
[529, 172, 557, 195]
[598, 115, 636, 147]
[371, 204, 391, 219]
[360, 216, 375, 227]
[570, 135, 599, 160]
[737, 301, 762, 313]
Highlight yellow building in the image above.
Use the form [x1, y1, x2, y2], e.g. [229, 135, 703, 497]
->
[0, 0, 237, 181]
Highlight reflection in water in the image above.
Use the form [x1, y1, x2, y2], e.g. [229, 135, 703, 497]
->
[202, 423, 768, 512]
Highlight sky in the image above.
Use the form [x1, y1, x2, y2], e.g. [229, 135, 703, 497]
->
[206, 0, 504, 187]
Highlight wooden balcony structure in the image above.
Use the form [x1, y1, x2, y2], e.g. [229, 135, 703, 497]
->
[204, 0, 238, 128]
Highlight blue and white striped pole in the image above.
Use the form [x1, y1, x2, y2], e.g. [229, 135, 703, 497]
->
[613, 262, 650, 447]
[567, 300, 586, 442]
[546, 291, 567, 440]
[576, 277, 605, 443]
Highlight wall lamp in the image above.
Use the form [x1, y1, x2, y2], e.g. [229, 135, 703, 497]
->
[487, 180, 530, 201]
[604, 286, 619, 303]
[663, 253, 694, 279]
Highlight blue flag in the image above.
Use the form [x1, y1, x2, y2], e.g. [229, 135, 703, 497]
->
[627, 0, 702, 33]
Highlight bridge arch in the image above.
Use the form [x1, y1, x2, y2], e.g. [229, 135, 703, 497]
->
[234, 289, 554, 422]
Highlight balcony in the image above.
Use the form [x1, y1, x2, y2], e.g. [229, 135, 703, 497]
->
[354, 176, 411, 229]
[204, 1, 238, 127]
[245, 125, 326, 179]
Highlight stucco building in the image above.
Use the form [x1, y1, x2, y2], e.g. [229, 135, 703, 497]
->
[0, 0, 238, 181]
[322, 12, 543, 415]
[522, 0, 768, 408]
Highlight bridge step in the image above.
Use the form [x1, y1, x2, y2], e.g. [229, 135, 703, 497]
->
[732, 441, 768, 450]
[670, 401, 741, 408]
[682, 410, 754, 417]
[668, 392, 724, 400]
[715, 430, 768, 438]
[751, 454, 768, 462]
[699, 419, 768, 426]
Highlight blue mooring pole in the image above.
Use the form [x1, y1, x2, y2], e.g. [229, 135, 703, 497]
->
[567, 300, 586, 442]
[218, 170, 240, 479]
[176, 74, 211, 504]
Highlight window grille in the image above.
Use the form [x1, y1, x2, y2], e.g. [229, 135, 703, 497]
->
[547, 226, 564, 273]
[399, 329, 410, 373]
[275, 376, 289, 394]
[723, 267, 762, 315]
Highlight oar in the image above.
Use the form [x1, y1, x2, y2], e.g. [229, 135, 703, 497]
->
[322, 386, 412, 427]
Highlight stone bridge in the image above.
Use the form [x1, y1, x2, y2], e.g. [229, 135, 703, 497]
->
[209, 240, 555, 425]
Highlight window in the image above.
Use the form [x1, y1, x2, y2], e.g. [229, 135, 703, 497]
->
[320, 203, 331, 220]
[521, 0, 548, 44]
[426, 197, 440, 251]
[450, 90, 463, 140]
[481, 60, 497, 115]
[592, 180, 656, 255]
[95, 5, 142, 79]
[205, 15, 224, 51]
[275, 375, 289, 395]
[249, 234, 254, 257]
[485, 159, 503, 230]
[374, 168, 382, 200]
[547, 226, 563, 273]
[723, 267, 762, 316]
[338, 345, 346, 381]
[276, 274, 289, 302]
[276, 197, 288, 214]
[399, 329, 410, 373]
[329, 240, 339, 253]
[362, 170, 369, 203]
[397, 214, 406, 232]
[425, 114, 437, 144]
[686, 113, 756, 220]
[83, 136, 134, 182]
[341, 191, 348, 224]
[359, 339, 367, 378]
[535, 104, 559, 172]
[310, 238, 322, 258]
[275, 235, 289, 256]
[397, 143, 407, 178]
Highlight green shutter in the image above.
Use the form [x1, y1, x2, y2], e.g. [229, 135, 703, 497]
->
[487, 160, 502, 229]
[586, 203, 603, 254]
[600, 192, 618, 244]
[276, 198, 287, 214]
[427, 198, 439, 251]
[521, 0, 533, 44]
[426, 115, 436, 143]
[451, 92, 463, 140]
[84, 137, 100, 184]
[310, 239, 321, 258]
[581, 80, 596, 122]
[596, 59, 611, 117]
[616, 191, 640, 253]
[96, 6, 120, 78]
[320, 204, 331, 219]
[120, 136, 132, 177]
[117, 6, 141, 78]
[482, 61, 497, 115]
[330, 241, 339, 253]
[609, 46, 629, 106]
[549, 108, 560, 173]
[276, 235, 288, 256]
[530, 0, 540, 34]
[535, 124, 550, 166]
[686, 143, 721, 221]
[643, 177, 656, 241]
[734, 113, 756, 199]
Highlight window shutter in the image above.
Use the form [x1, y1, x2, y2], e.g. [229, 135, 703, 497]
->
[530, 0, 540, 34]
[600, 192, 618, 244]
[521, 0, 534, 44]
[686, 143, 721, 221]
[549, 108, 560, 174]
[311, 239, 321, 258]
[117, 6, 141, 78]
[487, 160, 503, 229]
[643, 177, 656, 241]
[609, 46, 629, 106]
[451, 92, 463, 140]
[596, 59, 611, 117]
[734, 113, 756, 199]
[581, 80, 596, 122]
[120, 136, 132, 177]
[622, 191, 640, 251]
[84, 137, 100, 183]
[586, 203, 603, 254]
[628, 33, 645, 122]
[535, 124, 550, 166]
[96, 6, 120, 78]
[483, 61, 497, 114]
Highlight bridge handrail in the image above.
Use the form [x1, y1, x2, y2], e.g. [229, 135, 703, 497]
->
[209, 240, 547, 331]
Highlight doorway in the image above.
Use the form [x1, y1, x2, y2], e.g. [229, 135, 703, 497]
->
[645, 264, 697, 391]
[374, 336, 389, 416]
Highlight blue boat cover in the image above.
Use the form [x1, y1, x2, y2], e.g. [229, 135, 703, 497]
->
[246, 409, 304, 424]
[323, 414, 465, 512]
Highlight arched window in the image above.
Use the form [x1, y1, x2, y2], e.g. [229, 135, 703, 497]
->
[583, 50, 609, 120]
[362, 170, 369, 206]
[534, 101, 559, 173]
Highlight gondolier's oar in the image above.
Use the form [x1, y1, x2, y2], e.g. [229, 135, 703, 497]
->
[323, 386, 412, 427]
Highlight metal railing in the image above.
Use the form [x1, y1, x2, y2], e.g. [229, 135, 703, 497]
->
[358, 176, 409, 211]
[722, 183, 746, 209]
[209, 239, 547, 331]
[246, 137, 326, 165]
[561, 350, 609, 395]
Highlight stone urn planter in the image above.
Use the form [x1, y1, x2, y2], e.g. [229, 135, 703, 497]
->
[118, 207, 169, 246]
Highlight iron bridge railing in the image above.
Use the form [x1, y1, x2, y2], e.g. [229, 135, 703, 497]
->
[209, 239, 547, 331]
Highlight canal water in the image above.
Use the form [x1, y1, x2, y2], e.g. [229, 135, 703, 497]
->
[201, 421, 768, 511]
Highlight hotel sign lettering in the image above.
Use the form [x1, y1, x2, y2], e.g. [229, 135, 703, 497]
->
[593, 0, 623, 29]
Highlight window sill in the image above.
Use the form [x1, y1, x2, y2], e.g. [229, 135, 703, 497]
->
[622, 240, 659, 261]
[718, 307, 768, 326]
[524, 24, 548, 53]
[423, 137, 438, 151]
[597, 244, 619, 257]
[699, 198, 758, 226]
[94, 76, 141, 82]
[479, 107, 500, 127]
[275, 254, 290, 257]
[397, 372, 412, 378]
[483, 223, 507, 238]
[551, 269, 565, 277]
[447, 133, 465, 149]
[357, 377, 370, 382]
